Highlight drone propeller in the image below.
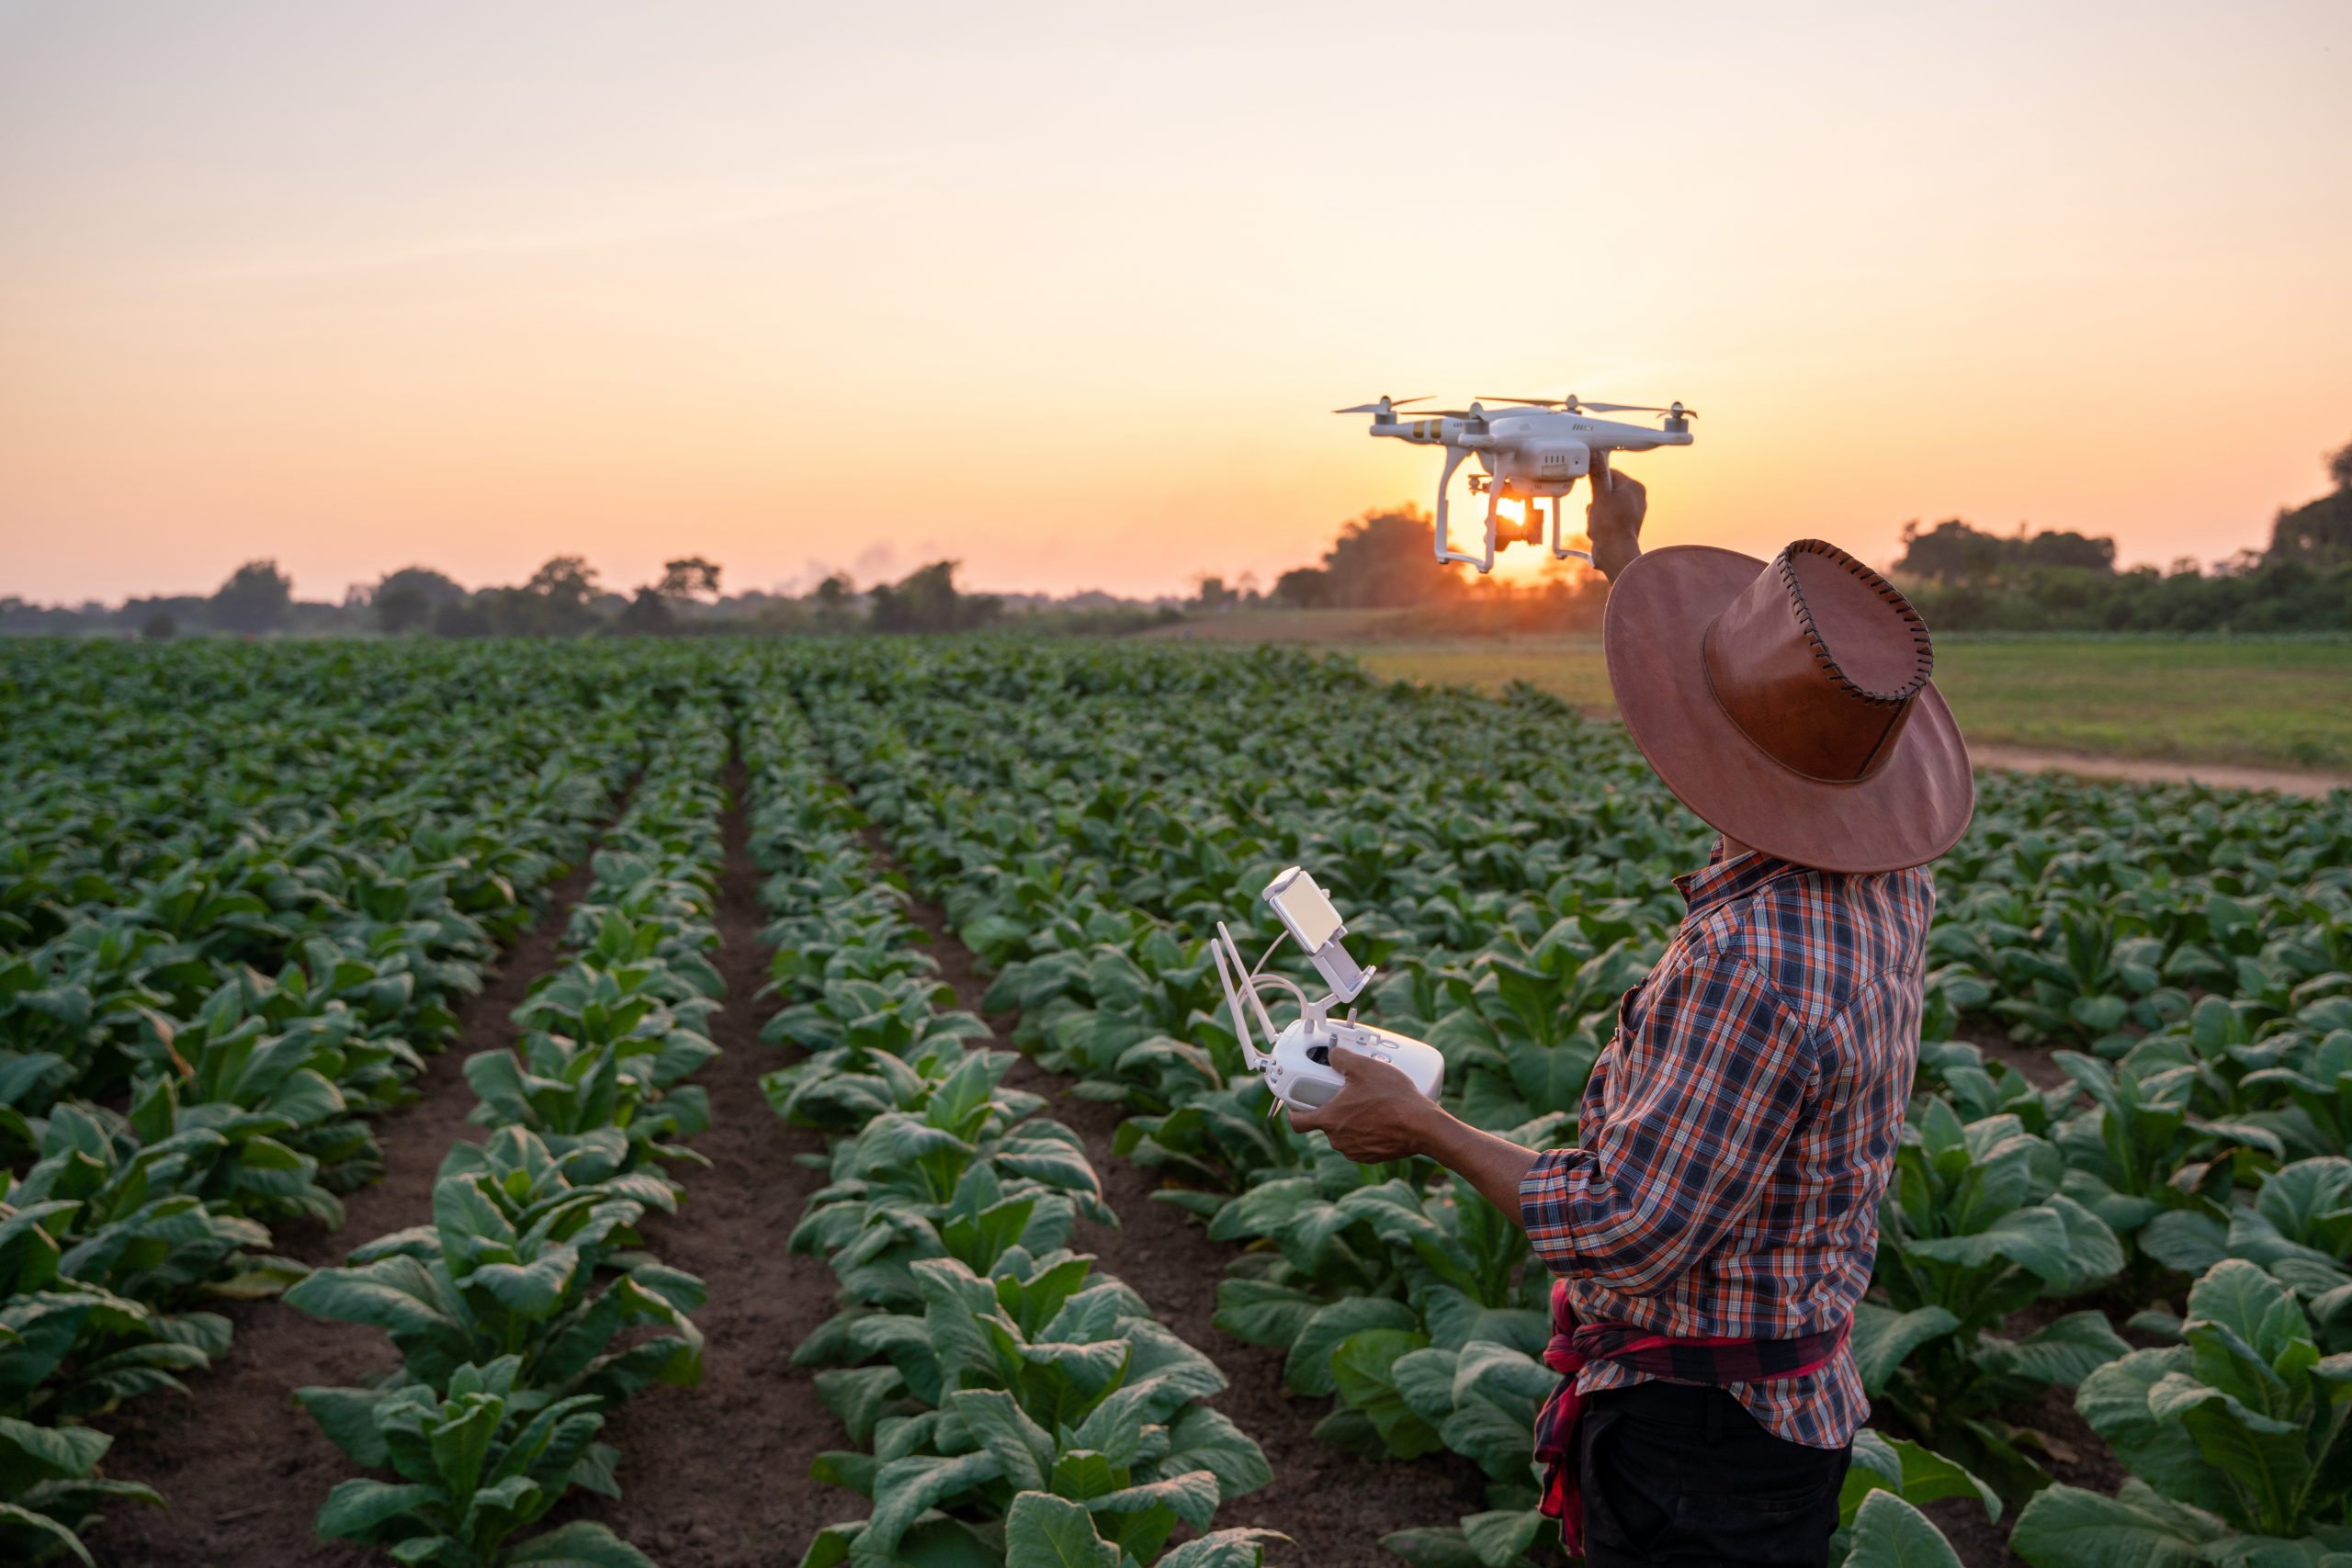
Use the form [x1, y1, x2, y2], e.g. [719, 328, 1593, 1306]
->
[1331, 395, 1432, 415]
[1475, 395, 1575, 408]
[1581, 400, 1699, 418]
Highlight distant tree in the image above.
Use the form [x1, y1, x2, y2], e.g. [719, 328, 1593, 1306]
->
[527, 555, 598, 604]
[432, 598, 493, 637]
[1895, 520, 2008, 583]
[141, 610, 177, 641]
[2018, 529, 2117, 572]
[616, 587, 675, 635]
[657, 557, 722, 602]
[811, 573, 857, 632]
[1273, 567, 1331, 608]
[511, 556, 603, 635]
[209, 559, 294, 634]
[1320, 509, 1461, 607]
[369, 567, 464, 635]
[869, 561, 999, 633]
[1895, 518, 2116, 582]
[1191, 575, 1237, 612]
[375, 583, 430, 634]
[2265, 436, 2352, 570]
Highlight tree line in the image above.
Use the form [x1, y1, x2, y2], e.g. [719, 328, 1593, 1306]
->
[8, 434, 2345, 640]
[1890, 437, 2351, 633]
[0, 555, 1151, 639]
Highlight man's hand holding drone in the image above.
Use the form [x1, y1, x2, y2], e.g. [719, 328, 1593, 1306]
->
[1586, 456, 1648, 581]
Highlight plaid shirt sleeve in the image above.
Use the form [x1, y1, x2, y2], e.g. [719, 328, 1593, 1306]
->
[1519, 943, 1819, 1295]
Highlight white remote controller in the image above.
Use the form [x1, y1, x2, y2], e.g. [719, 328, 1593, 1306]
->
[1209, 866, 1448, 1115]
[1263, 1016, 1447, 1111]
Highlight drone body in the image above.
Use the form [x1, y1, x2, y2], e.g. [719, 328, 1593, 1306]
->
[1336, 394, 1697, 572]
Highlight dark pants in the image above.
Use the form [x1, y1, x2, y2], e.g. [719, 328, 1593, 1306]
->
[1577, 1381, 1850, 1568]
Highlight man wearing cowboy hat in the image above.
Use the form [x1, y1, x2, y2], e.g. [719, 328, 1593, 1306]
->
[1291, 459, 1972, 1568]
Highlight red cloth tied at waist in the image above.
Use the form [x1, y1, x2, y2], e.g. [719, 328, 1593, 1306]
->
[1532, 1277, 1850, 1556]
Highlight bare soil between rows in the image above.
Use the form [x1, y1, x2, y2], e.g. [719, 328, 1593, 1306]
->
[538, 759, 842, 1562]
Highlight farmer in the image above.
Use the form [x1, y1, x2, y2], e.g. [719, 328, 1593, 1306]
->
[1290, 461, 1973, 1568]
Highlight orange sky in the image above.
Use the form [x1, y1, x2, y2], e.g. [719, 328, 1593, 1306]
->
[4, 0, 2349, 604]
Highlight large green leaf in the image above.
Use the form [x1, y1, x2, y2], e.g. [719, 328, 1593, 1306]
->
[1840, 1492, 1964, 1568]
[1329, 1327, 1442, 1459]
[1284, 1296, 1419, 1396]
[1993, 1309, 2132, 1389]
[1002, 1490, 1121, 1568]
[1903, 1204, 2074, 1279]
[1156, 1529, 1289, 1568]
[1850, 1303, 1961, 1396]
[503, 1520, 661, 1566]
[314, 1479, 438, 1540]
[2009, 1480, 2225, 1568]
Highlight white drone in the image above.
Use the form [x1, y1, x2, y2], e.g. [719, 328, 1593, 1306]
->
[1335, 392, 1697, 572]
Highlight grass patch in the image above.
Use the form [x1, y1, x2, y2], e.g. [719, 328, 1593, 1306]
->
[1351, 636, 2352, 773]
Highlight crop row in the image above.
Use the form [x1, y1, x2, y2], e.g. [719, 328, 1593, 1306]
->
[280, 690, 734, 1565]
[737, 691, 1288, 1568]
[0, 646, 684, 1563]
[772, 641, 2352, 1567]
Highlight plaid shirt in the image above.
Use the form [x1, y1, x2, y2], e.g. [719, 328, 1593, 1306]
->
[1517, 841, 1935, 1448]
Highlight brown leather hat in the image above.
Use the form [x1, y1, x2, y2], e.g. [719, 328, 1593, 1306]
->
[1603, 540, 1973, 873]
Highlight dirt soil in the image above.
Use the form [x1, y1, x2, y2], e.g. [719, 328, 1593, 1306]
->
[1967, 743, 2349, 800]
[872, 830, 1498, 1568]
[540, 760, 842, 1562]
[90, 839, 605, 1567]
[1953, 1024, 2074, 1092]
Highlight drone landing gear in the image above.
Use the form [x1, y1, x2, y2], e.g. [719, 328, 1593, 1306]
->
[1431, 457, 1594, 572]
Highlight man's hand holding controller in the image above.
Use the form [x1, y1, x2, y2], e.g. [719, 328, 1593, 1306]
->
[1289, 1050, 1541, 1223]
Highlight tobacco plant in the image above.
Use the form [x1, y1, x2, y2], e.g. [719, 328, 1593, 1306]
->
[798, 1256, 1267, 1566]
[1858, 1101, 2130, 1500]
[285, 1128, 703, 1404]
[2011, 1260, 2352, 1564]
[303, 1356, 653, 1568]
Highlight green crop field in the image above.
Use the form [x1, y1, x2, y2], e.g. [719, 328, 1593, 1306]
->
[7, 637, 2352, 1568]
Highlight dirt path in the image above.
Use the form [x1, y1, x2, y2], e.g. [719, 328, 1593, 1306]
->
[91, 844, 607, 1568]
[1967, 743, 2348, 799]
[550, 757, 842, 1564]
[869, 831, 1494, 1568]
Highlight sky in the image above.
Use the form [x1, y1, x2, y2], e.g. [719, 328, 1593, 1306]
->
[3, 0, 2349, 605]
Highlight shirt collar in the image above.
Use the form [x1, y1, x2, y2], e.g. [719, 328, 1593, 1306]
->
[1674, 838, 1804, 916]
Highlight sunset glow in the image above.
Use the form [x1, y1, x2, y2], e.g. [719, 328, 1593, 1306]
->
[3, 0, 2348, 605]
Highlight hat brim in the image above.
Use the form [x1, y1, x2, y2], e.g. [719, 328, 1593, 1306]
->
[1602, 545, 1975, 874]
